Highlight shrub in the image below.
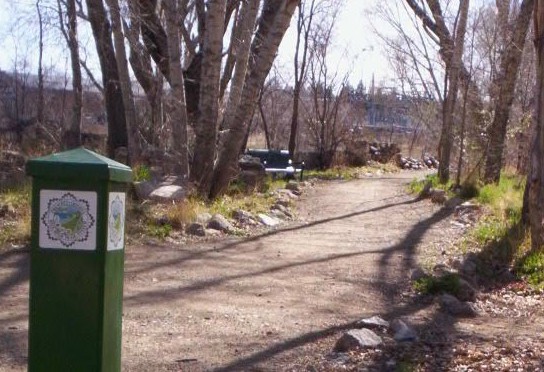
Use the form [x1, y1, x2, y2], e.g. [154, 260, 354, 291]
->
[517, 251, 544, 286]
[413, 273, 461, 295]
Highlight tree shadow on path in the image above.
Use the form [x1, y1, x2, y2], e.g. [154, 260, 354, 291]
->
[211, 201, 456, 371]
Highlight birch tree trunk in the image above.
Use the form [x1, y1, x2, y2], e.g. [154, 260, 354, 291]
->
[221, 0, 259, 130]
[192, 0, 227, 188]
[437, 0, 469, 183]
[164, 0, 190, 178]
[209, 0, 299, 198]
[483, 0, 535, 183]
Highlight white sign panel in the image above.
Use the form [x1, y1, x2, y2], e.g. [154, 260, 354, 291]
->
[107, 192, 126, 251]
[39, 190, 97, 250]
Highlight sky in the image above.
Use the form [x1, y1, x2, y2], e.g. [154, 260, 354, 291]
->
[0, 0, 397, 88]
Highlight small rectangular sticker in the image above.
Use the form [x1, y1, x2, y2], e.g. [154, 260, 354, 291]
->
[107, 192, 126, 251]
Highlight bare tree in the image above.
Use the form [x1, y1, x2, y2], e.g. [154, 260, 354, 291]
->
[105, 0, 141, 163]
[58, 0, 82, 149]
[528, 0, 544, 251]
[191, 0, 227, 187]
[304, 5, 350, 168]
[209, 0, 299, 198]
[86, 0, 128, 158]
[483, 0, 535, 183]
[288, 0, 317, 157]
[164, 0, 190, 178]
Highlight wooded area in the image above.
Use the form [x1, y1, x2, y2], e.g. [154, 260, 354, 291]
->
[1, 0, 544, 251]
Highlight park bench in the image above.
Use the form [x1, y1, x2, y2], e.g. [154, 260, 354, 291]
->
[245, 149, 304, 180]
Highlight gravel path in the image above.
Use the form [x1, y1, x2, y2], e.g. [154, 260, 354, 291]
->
[1, 171, 542, 371]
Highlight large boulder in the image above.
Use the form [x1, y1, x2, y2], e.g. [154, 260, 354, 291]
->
[133, 180, 156, 200]
[149, 185, 185, 203]
[238, 155, 266, 191]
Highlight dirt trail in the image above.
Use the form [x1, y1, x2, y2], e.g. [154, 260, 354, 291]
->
[1, 172, 542, 371]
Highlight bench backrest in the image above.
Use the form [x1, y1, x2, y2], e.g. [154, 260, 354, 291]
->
[246, 149, 291, 168]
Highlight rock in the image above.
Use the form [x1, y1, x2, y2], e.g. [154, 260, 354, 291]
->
[239, 170, 266, 190]
[195, 213, 213, 224]
[233, 209, 255, 224]
[186, 223, 206, 237]
[326, 352, 351, 365]
[430, 189, 447, 203]
[207, 214, 235, 233]
[276, 189, 299, 199]
[419, 181, 432, 198]
[0, 203, 8, 217]
[159, 175, 183, 186]
[286, 181, 302, 194]
[410, 267, 428, 281]
[270, 209, 289, 220]
[439, 294, 478, 317]
[333, 329, 383, 352]
[460, 256, 478, 276]
[271, 203, 293, 218]
[274, 198, 290, 208]
[205, 228, 222, 236]
[456, 278, 477, 302]
[133, 180, 156, 200]
[496, 268, 516, 283]
[149, 185, 185, 203]
[357, 315, 389, 329]
[390, 319, 417, 342]
[239, 155, 265, 172]
[258, 213, 280, 227]
[154, 215, 170, 226]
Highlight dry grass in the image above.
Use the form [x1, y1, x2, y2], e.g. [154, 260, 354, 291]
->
[0, 184, 31, 247]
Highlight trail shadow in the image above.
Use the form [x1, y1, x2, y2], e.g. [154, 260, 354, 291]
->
[202, 200, 456, 370]
[0, 248, 29, 368]
[124, 194, 428, 306]
[0, 247, 29, 297]
[126, 194, 420, 278]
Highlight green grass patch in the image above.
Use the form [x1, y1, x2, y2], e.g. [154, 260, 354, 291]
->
[517, 251, 544, 287]
[408, 173, 451, 194]
[145, 222, 172, 240]
[412, 273, 460, 295]
[133, 164, 152, 182]
[305, 163, 398, 181]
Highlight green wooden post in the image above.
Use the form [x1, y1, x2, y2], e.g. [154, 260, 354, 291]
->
[25, 148, 132, 372]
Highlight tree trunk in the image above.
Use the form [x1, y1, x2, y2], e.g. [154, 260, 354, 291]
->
[105, 0, 140, 164]
[59, 0, 82, 149]
[288, 0, 315, 157]
[529, 0, 544, 250]
[87, 0, 128, 158]
[209, 0, 299, 198]
[164, 0, 190, 179]
[192, 0, 227, 189]
[221, 0, 259, 129]
[437, 0, 469, 184]
[483, 0, 535, 183]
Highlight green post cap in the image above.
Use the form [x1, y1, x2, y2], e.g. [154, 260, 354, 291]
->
[26, 147, 132, 183]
